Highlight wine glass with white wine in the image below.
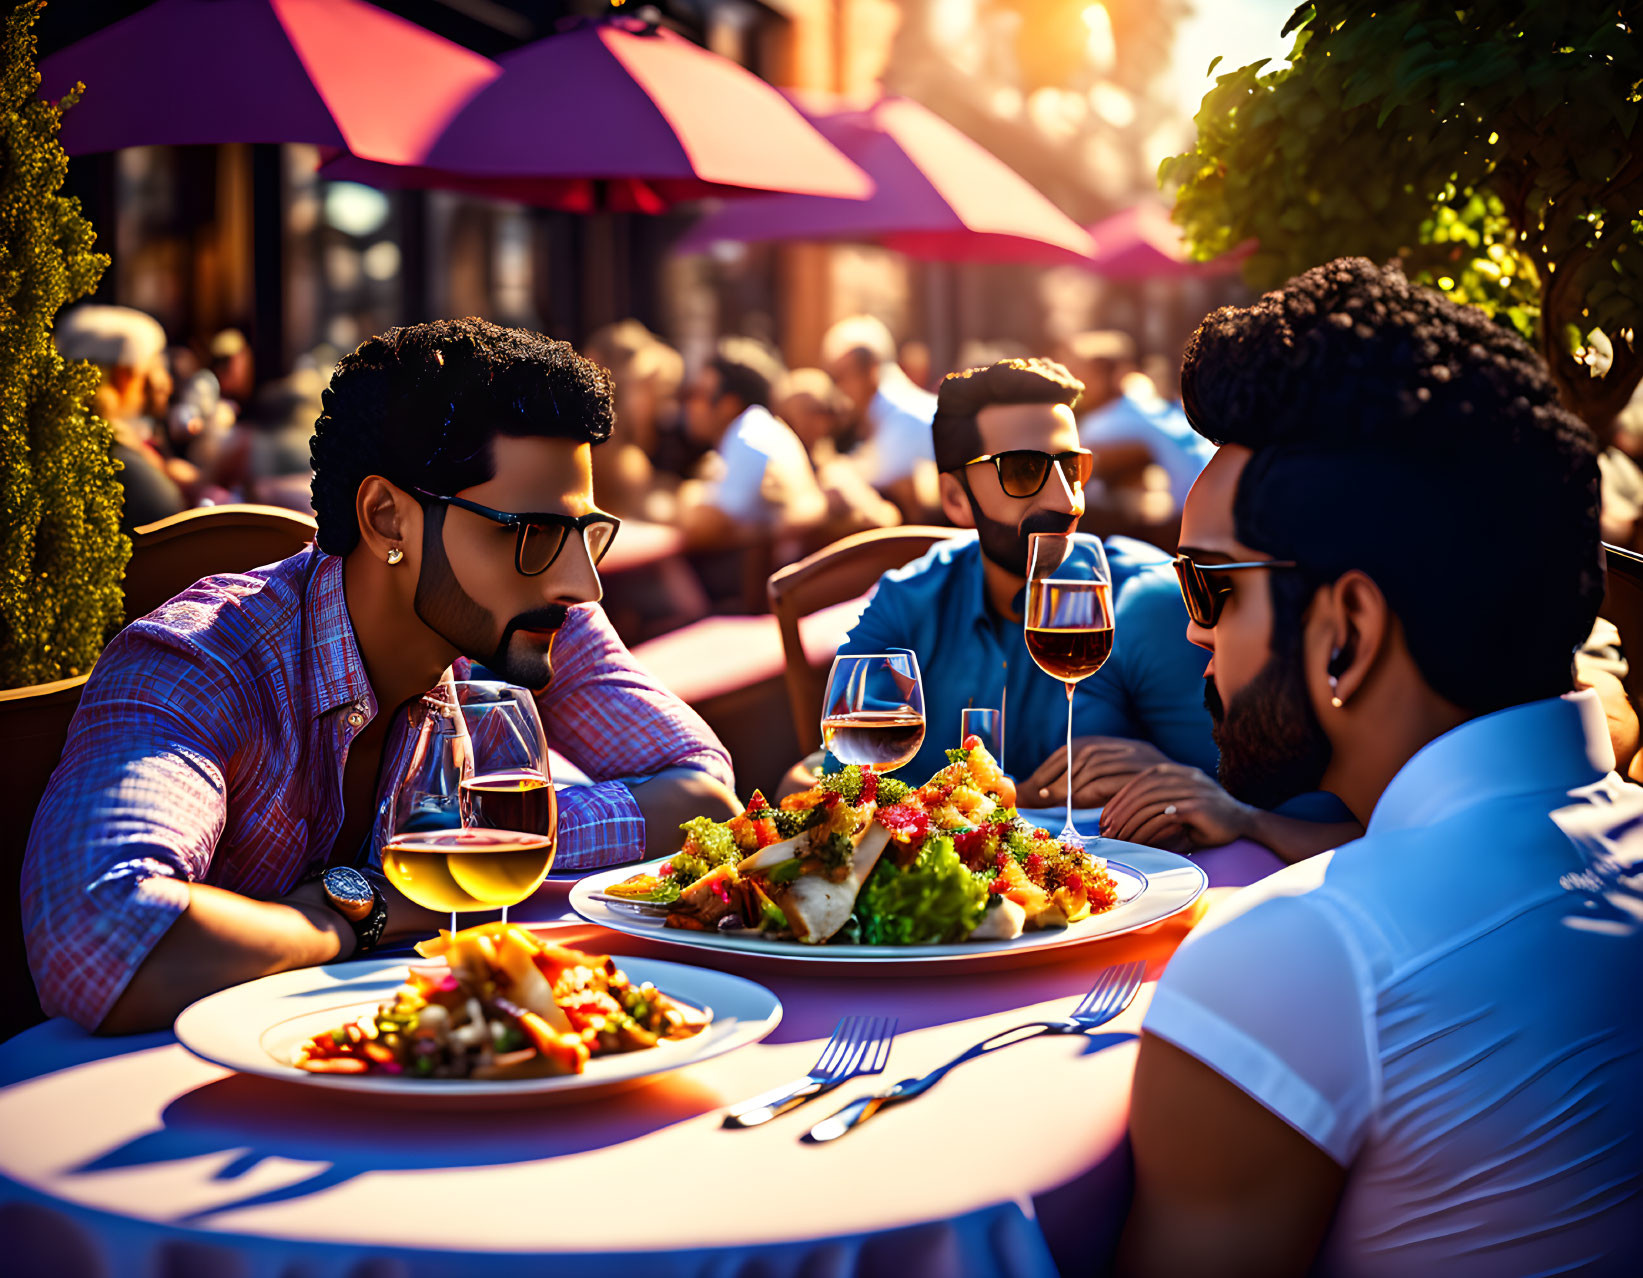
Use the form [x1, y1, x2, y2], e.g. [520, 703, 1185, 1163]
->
[820, 651, 926, 774]
[1025, 532, 1114, 848]
[381, 681, 557, 936]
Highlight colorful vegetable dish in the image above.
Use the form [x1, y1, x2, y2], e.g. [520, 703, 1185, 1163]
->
[294, 922, 710, 1079]
[603, 737, 1121, 946]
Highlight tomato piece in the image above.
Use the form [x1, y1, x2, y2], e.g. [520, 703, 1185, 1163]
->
[754, 817, 780, 847]
[962, 733, 983, 752]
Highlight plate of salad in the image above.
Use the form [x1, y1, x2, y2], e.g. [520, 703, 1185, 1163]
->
[568, 739, 1207, 968]
[174, 921, 782, 1101]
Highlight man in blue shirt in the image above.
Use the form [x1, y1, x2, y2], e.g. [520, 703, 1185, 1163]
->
[1119, 258, 1641, 1276]
[838, 357, 1214, 781]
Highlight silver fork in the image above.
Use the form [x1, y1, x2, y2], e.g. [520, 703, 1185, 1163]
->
[805, 961, 1146, 1143]
[723, 1015, 898, 1128]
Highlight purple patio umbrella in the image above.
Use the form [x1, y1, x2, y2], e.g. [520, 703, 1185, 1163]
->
[38, 0, 499, 163]
[676, 92, 1095, 264]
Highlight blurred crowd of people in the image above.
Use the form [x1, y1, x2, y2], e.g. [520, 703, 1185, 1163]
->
[54, 302, 1236, 594]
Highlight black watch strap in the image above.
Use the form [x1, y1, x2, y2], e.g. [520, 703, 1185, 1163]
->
[318, 865, 389, 954]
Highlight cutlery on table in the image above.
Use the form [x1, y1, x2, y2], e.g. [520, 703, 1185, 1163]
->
[724, 1014, 898, 1128]
[805, 961, 1146, 1143]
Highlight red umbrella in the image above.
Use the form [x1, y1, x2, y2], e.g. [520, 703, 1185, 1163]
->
[320, 18, 871, 215]
[676, 93, 1095, 264]
[1086, 204, 1253, 280]
[38, 0, 499, 164]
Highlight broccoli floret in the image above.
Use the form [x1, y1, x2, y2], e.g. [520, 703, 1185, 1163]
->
[818, 765, 866, 805]
[817, 830, 855, 869]
[876, 777, 912, 805]
[677, 816, 739, 868]
[772, 806, 823, 839]
[944, 746, 973, 767]
[666, 851, 708, 885]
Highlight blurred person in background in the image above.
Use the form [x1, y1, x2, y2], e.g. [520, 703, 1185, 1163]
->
[55, 304, 188, 531]
[898, 338, 933, 391]
[780, 367, 901, 538]
[677, 338, 827, 552]
[209, 327, 255, 410]
[1062, 329, 1214, 515]
[822, 314, 940, 521]
[599, 338, 685, 522]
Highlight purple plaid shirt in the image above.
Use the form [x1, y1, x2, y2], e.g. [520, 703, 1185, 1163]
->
[22, 547, 732, 1028]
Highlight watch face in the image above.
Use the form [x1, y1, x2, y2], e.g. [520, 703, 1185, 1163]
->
[322, 866, 374, 919]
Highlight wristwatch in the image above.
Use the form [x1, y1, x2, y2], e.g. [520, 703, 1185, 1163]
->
[317, 865, 389, 955]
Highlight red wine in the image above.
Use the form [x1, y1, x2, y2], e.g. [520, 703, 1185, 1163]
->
[821, 710, 927, 772]
[459, 768, 555, 833]
[1025, 626, 1115, 683]
[381, 828, 557, 911]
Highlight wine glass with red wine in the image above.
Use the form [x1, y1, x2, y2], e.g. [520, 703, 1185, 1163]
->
[382, 681, 556, 936]
[821, 651, 926, 774]
[1025, 532, 1114, 847]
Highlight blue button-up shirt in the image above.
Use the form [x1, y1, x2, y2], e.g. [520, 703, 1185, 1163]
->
[837, 533, 1217, 782]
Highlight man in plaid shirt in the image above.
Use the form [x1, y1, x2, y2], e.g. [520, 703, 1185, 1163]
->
[23, 318, 738, 1033]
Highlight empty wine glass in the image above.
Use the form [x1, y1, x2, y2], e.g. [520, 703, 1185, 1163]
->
[821, 651, 926, 774]
[1025, 533, 1114, 847]
[959, 706, 1004, 768]
[382, 680, 557, 935]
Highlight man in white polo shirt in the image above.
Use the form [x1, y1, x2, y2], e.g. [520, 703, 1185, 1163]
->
[1118, 258, 1642, 1276]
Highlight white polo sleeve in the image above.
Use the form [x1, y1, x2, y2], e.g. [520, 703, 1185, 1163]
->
[1143, 876, 1380, 1165]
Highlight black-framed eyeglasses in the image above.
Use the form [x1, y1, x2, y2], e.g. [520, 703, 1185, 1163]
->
[1172, 553, 1300, 628]
[961, 448, 1094, 499]
[414, 489, 621, 577]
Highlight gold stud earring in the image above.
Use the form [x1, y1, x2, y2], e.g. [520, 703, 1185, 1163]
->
[387, 547, 404, 565]
[1328, 675, 1343, 709]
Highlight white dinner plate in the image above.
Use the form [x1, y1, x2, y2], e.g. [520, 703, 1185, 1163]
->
[569, 842, 1206, 971]
[175, 955, 782, 1103]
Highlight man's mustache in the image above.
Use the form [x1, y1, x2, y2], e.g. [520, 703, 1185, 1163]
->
[504, 604, 570, 636]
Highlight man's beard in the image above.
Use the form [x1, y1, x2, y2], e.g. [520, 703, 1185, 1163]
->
[413, 505, 568, 689]
[971, 505, 1081, 577]
[1205, 650, 1332, 810]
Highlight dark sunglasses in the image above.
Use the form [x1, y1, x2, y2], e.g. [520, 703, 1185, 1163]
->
[415, 489, 621, 577]
[963, 448, 1094, 499]
[1172, 553, 1299, 628]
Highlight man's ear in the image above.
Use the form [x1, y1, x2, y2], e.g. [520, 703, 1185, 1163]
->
[355, 475, 421, 568]
[1307, 569, 1389, 711]
[938, 471, 975, 528]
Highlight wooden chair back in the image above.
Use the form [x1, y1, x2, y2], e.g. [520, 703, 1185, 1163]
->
[767, 526, 962, 755]
[1602, 542, 1643, 707]
[126, 504, 316, 623]
[2, 505, 315, 1039]
[0, 674, 90, 1040]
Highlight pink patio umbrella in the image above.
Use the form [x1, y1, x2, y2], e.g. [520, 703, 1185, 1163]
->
[319, 18, 872, 215]
[1086, 203, 1253, 280]
[676, 93, 1095, 264]
[38, 0, 499, 164]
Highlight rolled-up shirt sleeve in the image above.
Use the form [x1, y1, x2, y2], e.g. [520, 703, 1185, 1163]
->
[22, 633, 237, 1029]
[537, 604, 733, 870]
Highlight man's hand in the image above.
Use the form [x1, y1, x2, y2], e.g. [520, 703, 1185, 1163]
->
[1100, 763, 1256, 850]
[1021, 737, 1173, 807]
[626, 767, 741, 859]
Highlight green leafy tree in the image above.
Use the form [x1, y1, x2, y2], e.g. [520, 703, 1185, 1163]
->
[1162, 2, 1642, 440]
[0, 0, 123, 687]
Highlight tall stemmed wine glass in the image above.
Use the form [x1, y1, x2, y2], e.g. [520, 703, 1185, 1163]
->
[382, 680, 557, 936]
[821, 651, 926, 774]
[1025, 532, 1114, 847]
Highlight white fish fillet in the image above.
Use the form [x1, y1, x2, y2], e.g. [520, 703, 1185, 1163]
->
[780, 824, 892, 944]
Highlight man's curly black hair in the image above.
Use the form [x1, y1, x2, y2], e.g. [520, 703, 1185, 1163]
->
[310, 317, 613, 556]
[932, 357, 1084, 474]
[1180, 257, 1602, 715]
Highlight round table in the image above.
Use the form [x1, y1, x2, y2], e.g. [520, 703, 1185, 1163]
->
[0, 844, 1280, 1278]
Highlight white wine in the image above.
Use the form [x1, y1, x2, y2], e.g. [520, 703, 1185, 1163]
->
[821, 709, 927, 772]
[381, 828, 556, 913]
